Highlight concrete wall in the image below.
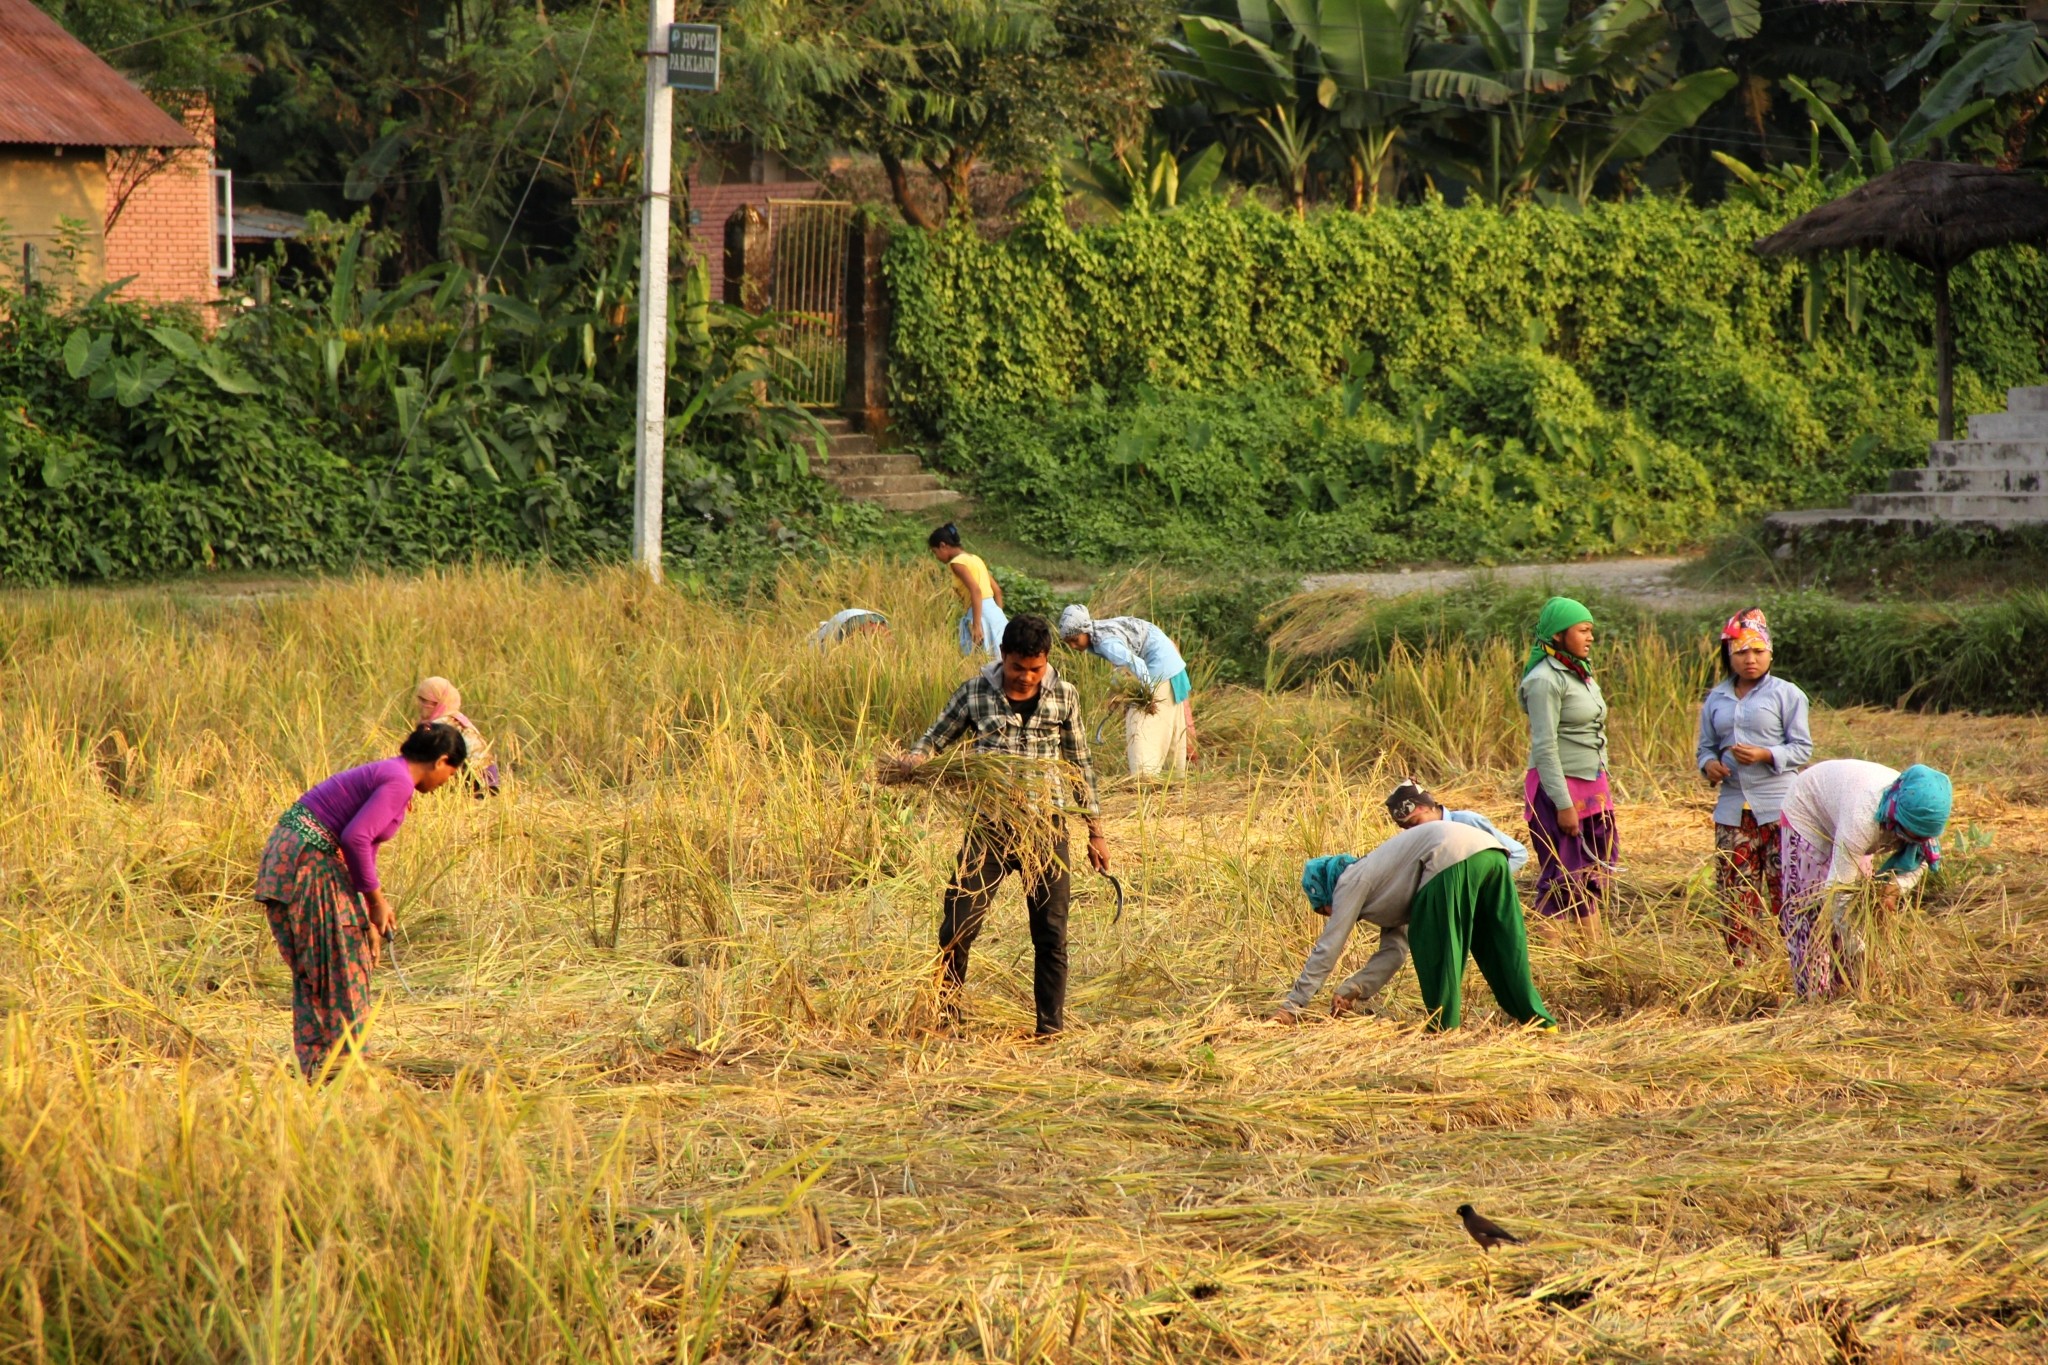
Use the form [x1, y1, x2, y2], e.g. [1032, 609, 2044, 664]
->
[0, 148, 108, 292]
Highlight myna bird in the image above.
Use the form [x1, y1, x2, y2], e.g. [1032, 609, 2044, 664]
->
[1456, 1204, 1522, 1251]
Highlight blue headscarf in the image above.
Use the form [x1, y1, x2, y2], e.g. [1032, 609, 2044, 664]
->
[1875, 763, 1952, 876]
[1301, 854, 1359, 911]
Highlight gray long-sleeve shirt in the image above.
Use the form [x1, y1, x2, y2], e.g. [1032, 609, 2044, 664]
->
[1281, 821, 1500, 1014]
[1520, 655, 1609, 809]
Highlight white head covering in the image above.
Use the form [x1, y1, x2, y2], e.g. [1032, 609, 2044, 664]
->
[1057, 604, 1092, 640]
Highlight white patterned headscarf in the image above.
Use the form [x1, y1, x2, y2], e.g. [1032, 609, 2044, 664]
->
[1061, 604, 1150, 659]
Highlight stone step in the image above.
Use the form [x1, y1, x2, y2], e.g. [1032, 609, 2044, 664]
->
[1889, 466, 2048, 494]
[818, 416, 857, 436]
[826, 431, 875, 458]
[825, 472, 952, 498]
[2009, 386, 2048, 414]
[1968, 411, 2048, 440]
[820, 452, 925, 478]
[1849, 490, 2048, 519]
[1768, 507, 2048, 536]
[1929, 439, 2048, 467]
[869, 488, 968, 513]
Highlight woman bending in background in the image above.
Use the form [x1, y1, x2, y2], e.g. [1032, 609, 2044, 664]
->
[1778, 759, 1952, 998]
[254, 724, 467, 1077]
[416, 675, 499, 796]
[1057, 604, 1196, 779]
[928, 523, 1007, 659]
[1695, 609, 1812, 962]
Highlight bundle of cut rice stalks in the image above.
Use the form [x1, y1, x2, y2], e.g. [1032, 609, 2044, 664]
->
[875, 749, 1088, 878]
[1104, 672, 1161, 717]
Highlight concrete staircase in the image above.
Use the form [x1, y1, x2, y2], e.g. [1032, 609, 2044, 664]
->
[1770, 386, 2048, 539]
[815, 416, 965, 513]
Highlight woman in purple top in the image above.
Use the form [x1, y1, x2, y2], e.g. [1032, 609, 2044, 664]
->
[253, 724, 466, 1076]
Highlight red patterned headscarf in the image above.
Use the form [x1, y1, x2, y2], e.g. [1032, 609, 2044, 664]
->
[1720, 607, 1771, 655]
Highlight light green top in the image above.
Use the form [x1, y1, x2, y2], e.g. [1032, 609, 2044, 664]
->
[1520, 655, 1609, 807]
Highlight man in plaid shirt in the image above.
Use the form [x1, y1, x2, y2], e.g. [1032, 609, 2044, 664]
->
[902, 613, 1111, 1035]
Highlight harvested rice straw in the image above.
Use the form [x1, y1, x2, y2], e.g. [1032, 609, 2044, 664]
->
[876, 749, 1088, 880]
[1105, 673, 1161, 717]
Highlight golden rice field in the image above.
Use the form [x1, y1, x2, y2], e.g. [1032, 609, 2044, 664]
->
[2, 561, 2046, 1362]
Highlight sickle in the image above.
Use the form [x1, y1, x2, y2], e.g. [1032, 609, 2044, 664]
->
[1102, 872, 1125, 925]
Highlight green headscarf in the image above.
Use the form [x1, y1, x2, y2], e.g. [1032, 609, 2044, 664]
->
[1523, 596, 1594, 677]
[1300, 854, 1358, 911]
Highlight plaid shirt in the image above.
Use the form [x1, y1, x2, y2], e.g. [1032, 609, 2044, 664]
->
[912, 664, 1100, 817]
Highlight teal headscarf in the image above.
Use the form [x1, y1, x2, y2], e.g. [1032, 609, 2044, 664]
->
[1523, 596, 1595, 677]
[1301, 854, 1358, 911]
[1875, 764, 1953, 876]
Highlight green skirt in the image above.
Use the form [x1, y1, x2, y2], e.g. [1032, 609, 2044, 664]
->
[1407, 849, 1556, 1031]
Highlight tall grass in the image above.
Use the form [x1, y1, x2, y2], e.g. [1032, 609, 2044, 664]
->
[1261, 578, 2048, 715]
[2, 563, 2046, 1360]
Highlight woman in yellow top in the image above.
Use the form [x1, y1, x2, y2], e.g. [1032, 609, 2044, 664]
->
[928, 522, 1008, 658]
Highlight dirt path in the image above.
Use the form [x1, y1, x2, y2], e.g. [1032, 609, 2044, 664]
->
[1300, 555, 1717, 608]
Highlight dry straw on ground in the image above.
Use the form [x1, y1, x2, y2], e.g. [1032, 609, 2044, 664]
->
[1, 562, 2045, 1361]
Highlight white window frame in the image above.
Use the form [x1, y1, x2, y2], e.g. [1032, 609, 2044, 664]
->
[211, 169, 233, 279]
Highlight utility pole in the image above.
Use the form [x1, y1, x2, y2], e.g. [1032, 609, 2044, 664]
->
[631, 0, 676, 579]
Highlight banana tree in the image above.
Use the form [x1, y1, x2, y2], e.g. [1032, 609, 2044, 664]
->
[1064, 134, 1227, 217]
[1164, 0, 1432, 213]
[1274, 0, 1430, 212]
[1410, 0, 1574, 205]
[1413, 0, 1731, 206]
[1885, 13, 2048, 160]
[1164, 5, 1330, 215]
[1551, 69, 1736, 204]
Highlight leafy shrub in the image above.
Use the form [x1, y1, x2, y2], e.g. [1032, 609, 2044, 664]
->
[888, 187, 2048, 567]
[0, 245, 881, 588]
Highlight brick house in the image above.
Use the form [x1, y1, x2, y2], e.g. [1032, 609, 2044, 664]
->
[0, 0, 224, 308]
[686, 140, 820, 301]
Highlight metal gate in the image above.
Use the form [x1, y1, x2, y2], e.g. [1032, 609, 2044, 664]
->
[766, 199, 853, 406]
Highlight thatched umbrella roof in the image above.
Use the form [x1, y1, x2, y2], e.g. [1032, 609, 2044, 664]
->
[1754, 160, 2048, 271]
[1753, 161, 2048, 439]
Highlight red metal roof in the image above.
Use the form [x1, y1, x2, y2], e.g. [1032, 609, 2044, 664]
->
[0, 0, 200, 148]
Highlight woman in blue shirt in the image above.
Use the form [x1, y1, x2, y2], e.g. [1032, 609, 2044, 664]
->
[1695, 608, 1813, 962]
[1057, 604, 1194, 779]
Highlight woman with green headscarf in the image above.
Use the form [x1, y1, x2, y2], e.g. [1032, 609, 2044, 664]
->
[1518, 596, 1616, 926]
[1268, 824, 1555, 1031]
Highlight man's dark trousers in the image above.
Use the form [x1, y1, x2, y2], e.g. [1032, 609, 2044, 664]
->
[938, 821, 1071, 1034]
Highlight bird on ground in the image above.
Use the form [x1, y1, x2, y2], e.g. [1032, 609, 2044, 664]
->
[1456, 1204, 1522, 1251]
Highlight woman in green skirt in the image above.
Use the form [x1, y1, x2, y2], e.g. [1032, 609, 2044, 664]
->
[254, 724, 467, 1076]
[1269, 821, 1556, 1030]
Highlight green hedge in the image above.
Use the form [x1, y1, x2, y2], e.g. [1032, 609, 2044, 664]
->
[886, 186, 2048, 567]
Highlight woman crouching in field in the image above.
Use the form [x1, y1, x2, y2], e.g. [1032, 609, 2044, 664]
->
[1695, 609, 1811, 962]
[1518, 597, 1616, 929]
[416, 675, 500, 796]
[254, 724, 467, 1077]
[1778, 759, 1952, 999]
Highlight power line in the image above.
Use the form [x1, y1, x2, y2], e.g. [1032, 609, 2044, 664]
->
[100, 0, 289, 56]
[392, 14, 607, 463]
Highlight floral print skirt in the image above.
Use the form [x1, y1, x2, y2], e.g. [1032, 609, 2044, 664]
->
[254, 805, 375, 1077]
[1713, 811, 1783, 963]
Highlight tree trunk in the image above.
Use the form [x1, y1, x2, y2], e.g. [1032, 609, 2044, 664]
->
[938, 148, 975, 222]
[1934, 262, 1954, 442]
[879, 150, 938, 232]
[1347, 151, 1365, 212]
